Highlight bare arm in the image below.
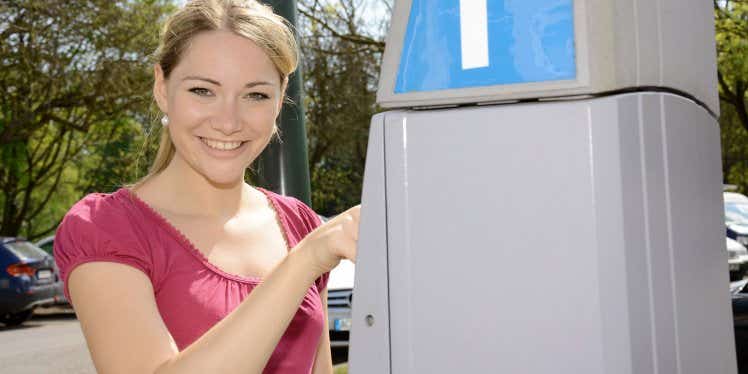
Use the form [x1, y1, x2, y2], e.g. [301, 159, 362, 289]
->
[70, 248, 318, 374]
[68, 205, 359, 374]
[312, 287, 334, 374]
[68, 262, 178, 374]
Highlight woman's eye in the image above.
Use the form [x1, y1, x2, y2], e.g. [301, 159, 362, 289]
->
[245, 92, 270, 100]
[189, 87, 212, 96]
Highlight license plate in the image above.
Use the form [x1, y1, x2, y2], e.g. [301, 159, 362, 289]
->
[37, 270, 52, 280]
[333, 318, 351, 331]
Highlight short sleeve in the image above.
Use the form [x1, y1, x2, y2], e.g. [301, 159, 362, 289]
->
[293, 199, 330, 293]
[53, 193, 153, 303]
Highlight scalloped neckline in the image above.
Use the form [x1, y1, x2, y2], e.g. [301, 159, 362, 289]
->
[119, 186, 292, 284]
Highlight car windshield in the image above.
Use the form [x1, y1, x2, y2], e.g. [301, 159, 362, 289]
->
[726, 202, 748, 225]
[38, 241, 54, 255]
[4, 241, 48, 261]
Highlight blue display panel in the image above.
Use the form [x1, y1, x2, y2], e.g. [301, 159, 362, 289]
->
[395, 0, 576, 93]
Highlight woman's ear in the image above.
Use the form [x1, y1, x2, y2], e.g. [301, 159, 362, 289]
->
[153, 64, 169, 113]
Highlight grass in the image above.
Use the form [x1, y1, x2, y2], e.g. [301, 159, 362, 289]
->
[333, 363, 348, 374]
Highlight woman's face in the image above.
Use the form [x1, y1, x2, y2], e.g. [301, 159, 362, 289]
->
[153, 29, 285, 187]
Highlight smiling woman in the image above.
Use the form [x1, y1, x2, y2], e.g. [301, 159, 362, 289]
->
[140, 0, 298, 187]
[150, 28, 285, 186]
[51, 1, 361, 374]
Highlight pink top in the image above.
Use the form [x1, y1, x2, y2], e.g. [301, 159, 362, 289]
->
[53, 187, 329, 374]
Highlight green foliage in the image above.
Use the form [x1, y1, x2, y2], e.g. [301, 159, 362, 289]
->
[722, 104, 748, 193]
[715, 0, 748, 191]
[298, 0, 387, 216]
[3, 0, 743, 235]
[0, 0, 173, 239]
[0, 0, 388, 237]
[716, 1, 748, 85]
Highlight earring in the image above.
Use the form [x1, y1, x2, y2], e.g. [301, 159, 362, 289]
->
[161, 114, 169, 126]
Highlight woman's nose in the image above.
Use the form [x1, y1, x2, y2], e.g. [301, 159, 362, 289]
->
[211, 100, 242, 135]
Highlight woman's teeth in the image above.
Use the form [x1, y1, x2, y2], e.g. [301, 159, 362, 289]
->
[201, 137, 243, 151]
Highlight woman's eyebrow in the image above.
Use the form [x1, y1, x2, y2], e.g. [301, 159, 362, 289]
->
[182, 75, 274, 88]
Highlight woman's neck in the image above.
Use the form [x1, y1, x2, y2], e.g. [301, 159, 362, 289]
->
[133, 155, 256, 219]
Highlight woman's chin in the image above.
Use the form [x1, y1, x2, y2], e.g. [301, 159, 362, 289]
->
[201, 170, 246, 188]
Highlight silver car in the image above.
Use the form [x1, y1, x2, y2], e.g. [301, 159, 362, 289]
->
[728, 237, 748, 281]
[327, 259, 354, 348]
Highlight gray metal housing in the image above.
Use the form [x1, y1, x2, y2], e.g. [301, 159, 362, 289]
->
[349, 92, 735, 373]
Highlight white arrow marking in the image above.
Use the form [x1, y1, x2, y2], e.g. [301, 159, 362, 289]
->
[459, 0, 489, 70]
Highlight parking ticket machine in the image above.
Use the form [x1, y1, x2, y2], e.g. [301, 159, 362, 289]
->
[348, 1, 738, 373]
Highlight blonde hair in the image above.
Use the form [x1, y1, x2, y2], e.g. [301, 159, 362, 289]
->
[135, 0, 298, 187]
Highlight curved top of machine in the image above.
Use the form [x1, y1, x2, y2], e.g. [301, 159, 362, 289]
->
[377, 0, 718, 115]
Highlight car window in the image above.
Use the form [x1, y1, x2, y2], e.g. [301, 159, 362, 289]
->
[726, 203, 748, 225]
[4, 241, 48, 261]
[38, 241, 54, 255]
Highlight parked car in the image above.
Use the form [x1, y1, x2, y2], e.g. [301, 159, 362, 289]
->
[317, 214, 355, 348]
[725, 192, 748, 245]
[0, 238, 60, 325]
[731, 280, 748, 373]
[327, 259, 355, 348]
[34, 235, 68, 308]
[728, 237, 748, 281]
[723, 192, 748, 281]
[35, 235, 55, 256]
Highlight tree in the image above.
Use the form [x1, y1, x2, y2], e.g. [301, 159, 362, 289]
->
[714, 0, 748, 191]
[715, 0, 748, 131]
[0, 0, 172, 239]
[297, 0, 389, 215]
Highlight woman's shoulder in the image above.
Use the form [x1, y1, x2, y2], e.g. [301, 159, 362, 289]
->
[54, 188, 155, 302]
[56, 188, 162, 268]
[257, 187, 322, 234]
[61, 188, 139, 230]
[56, 187, 146, 244]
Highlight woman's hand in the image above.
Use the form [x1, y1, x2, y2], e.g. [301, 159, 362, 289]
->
[296, 205, 361, 277]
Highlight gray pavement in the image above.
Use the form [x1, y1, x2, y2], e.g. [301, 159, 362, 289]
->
[0, 308, 95, 374]
[0, 307, 348, 373]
